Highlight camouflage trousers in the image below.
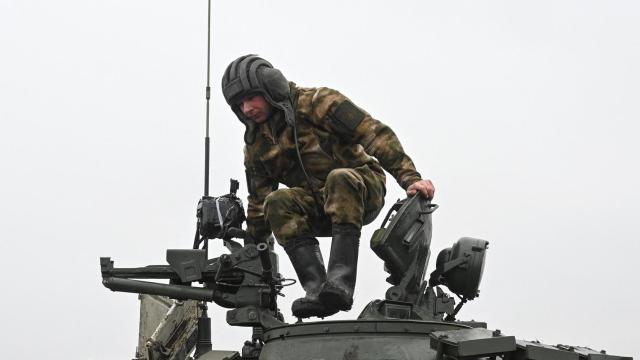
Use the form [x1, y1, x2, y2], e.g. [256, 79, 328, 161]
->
[263, 165, 386, 247]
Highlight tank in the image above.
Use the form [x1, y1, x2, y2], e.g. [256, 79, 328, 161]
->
[99, 186, 633, 360]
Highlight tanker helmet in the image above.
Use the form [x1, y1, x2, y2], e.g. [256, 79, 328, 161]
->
[222, 55, 295, 144]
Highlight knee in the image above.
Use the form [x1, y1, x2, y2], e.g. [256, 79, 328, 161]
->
[264, 189, 294, 218]
[263, 189, 309, 247]
[326, 168, 358, 188]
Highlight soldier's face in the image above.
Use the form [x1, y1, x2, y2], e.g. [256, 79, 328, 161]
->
[238, 94, 272, 124]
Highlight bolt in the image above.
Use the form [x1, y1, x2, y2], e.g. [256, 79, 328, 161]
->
[493, 329, 501, 337]
[248, 311, 257, 320]
[324, 327, 329, 333]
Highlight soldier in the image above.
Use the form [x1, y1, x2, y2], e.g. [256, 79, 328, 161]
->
[221, 55, 434, 318]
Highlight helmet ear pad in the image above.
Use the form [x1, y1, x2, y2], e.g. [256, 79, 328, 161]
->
[261, 67, 290, 103]
[257, 67, 295, 127]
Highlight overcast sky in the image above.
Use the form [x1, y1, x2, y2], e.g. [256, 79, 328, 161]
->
[1, 0, 639, 359]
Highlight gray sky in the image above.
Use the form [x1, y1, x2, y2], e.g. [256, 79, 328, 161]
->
[1, 0, 639, 358]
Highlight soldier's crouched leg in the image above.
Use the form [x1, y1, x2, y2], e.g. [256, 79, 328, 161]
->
[263, 188, 319, 247]
[284, 236, 338, 319]
[320, 166, 385, 312]
[323, 168, 366, 226]
[323, 166, 385, 227]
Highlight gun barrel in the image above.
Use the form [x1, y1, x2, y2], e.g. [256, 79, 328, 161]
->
[103, 266, 180, 280]
[100, 257, 181, 281]
[102, 277, 215, 301]
[256, 242, 273, 282]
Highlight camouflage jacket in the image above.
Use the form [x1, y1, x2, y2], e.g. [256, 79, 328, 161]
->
[244, 83, 422, 241]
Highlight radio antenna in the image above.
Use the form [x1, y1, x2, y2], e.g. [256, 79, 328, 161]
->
[203, 0, 212, 197]
[195, 2, 215, 355]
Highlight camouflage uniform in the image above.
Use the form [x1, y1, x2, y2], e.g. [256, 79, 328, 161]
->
[245, 84, 422, 246]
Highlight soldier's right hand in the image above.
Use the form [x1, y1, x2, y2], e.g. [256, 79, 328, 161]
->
[406, 179, 435, 200]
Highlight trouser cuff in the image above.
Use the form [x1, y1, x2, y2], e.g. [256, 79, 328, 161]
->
[332, 223, 361, 237]
[284, 235, 319, 253]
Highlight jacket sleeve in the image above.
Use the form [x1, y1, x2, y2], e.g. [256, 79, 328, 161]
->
[303, 87, 422, 190]
[244, 147, 277, 242]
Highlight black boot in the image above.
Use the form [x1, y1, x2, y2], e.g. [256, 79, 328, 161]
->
[285, 236, 337, 318]
[318, 224, 361, 312]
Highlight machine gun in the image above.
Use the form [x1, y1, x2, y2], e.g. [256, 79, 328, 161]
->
[100, 180, 292, 359]
[100, 234, 285, 328]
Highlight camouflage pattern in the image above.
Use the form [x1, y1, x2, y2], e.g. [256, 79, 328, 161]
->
[245, 83, 422, 246]
[264, 165, 386, 245]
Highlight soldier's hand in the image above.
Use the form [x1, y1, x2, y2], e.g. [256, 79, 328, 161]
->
[406, 179, 435, 200]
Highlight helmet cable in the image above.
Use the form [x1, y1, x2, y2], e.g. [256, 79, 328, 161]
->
[292, 120, 324, 214]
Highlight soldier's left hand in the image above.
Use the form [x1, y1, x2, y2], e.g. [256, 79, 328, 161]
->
[406, 179, 435, 200]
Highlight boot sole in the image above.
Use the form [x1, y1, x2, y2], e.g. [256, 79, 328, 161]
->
[292, 300, 339, 318]
[292, 307, 339, 319]
[318, 287, 353, 311]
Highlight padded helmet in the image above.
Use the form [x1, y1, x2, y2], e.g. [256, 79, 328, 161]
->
[222, 55, 295, 144]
